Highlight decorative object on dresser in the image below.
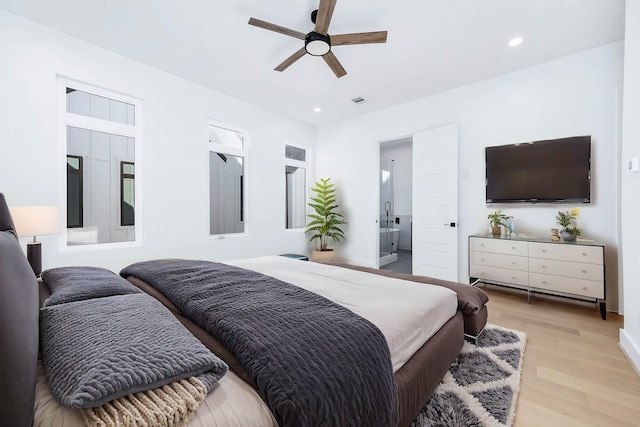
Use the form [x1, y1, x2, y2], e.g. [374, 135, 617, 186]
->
[306, 177, 346, 261]
[8, 205, 61, 276]
[487, 210, 509, 237]
[555, 207, 581, 242]
[468, 235, 606, 319]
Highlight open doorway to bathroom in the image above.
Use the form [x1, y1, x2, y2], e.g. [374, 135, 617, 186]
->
[379, 137, 412, 274]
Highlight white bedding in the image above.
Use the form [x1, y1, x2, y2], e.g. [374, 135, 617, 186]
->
[34, 361, 277, 427]
[225, 256, 458, 372]
[34, 255, 458, 426]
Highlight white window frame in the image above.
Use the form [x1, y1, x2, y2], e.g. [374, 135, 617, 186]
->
[57, 76, 143, 252]
[207, 119, 250, 238]
[284, 143, 309, 231]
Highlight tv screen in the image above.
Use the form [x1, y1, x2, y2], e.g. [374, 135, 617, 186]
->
[485, 136, 591, 203]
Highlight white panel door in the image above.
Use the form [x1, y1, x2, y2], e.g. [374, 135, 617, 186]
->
[412, 124, 459, 281]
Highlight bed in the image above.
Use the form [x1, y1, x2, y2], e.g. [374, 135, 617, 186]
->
[0, 193, 489, 427]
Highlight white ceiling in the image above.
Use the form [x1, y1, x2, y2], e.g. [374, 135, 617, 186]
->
[0, 0, 626, 126]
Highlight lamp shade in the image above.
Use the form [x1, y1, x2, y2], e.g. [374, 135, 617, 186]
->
[9, 206, 61, 238]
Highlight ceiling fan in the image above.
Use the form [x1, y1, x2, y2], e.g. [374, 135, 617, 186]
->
[248, 0, 387, 78]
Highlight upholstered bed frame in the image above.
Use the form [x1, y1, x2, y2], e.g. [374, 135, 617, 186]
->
[0, 194, 40, 426]
[0, 192, 488, 427]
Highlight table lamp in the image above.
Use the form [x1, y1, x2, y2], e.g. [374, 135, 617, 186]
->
[9, 206, 61, 276]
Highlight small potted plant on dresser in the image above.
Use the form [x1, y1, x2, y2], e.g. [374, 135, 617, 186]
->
[487, 210, 508, 237]
[555, 208, 581, 242]
[306, 178, 346, 261]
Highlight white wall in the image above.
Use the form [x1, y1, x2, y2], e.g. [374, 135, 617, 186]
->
[0, 10, 315, 272]
[317, 42, 623, 312]
[620, 1, 640, 374]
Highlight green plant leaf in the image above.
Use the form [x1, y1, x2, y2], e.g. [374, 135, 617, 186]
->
[305, 178, 346, 250]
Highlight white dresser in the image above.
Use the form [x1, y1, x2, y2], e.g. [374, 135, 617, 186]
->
[469, 235, 606, 319]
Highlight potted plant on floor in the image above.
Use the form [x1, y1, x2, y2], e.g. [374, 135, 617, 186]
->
[555, 208, 581, 242]
[306, 178, 346, 261]
[487, 210, 509, 237]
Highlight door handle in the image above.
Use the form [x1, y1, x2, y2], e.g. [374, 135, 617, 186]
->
[443, 222, 456, 227]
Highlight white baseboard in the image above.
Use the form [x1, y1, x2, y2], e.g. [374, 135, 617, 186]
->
[620, 329, 640, 379]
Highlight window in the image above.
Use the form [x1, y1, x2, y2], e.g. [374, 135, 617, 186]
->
[66, 155, 83, 228]
[209, 123, 247, 235]
[209, 124, 243, 149]
[59, 79, 141, 247]
[66, 88, 135, 125]
[285, 144, 307, 229]
[120, 162, 135, 227]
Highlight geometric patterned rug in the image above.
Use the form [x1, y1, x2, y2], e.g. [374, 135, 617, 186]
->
[411, 324, 527, 427]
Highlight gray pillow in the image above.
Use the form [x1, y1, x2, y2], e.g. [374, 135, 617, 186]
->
[40, 293, 228, 408]
[41, 266, 141, 307]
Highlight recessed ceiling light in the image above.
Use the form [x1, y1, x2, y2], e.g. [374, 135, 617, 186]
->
[314, 107, 322, 112]
[508, 37, 523, 47]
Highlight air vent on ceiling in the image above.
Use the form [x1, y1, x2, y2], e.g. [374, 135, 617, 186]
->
[351, 97, 365, 104]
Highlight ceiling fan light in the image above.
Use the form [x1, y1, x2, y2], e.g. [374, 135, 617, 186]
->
[305, 31, 331, 56]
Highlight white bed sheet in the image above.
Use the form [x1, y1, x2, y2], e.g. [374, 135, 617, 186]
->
[34, 361, 277, 427]
[225, 256, 458, 372]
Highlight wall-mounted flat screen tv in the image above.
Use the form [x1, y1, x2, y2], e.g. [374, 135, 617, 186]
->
[485, 136, 591, 204]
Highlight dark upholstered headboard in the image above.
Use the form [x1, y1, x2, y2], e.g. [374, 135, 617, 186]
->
[0, 194, 39, 426]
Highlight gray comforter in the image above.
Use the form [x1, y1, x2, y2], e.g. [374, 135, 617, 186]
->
[121, 259, 400, 427]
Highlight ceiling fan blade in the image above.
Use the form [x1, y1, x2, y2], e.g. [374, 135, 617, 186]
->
[275, 47, 307, 72]
[331, 31, 388, 46]
[323, 51, 346, 78]
[248, 17, 306, 40]
[314, 0, 337, 34]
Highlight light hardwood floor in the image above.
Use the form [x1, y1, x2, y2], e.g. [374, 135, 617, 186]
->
[482, 285, 640, 426]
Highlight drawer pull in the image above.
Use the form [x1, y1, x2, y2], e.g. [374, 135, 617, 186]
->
[542, 281, 547, 284]
[582, 252, 587, 256]
[582, 286, 588, 291]
[582, 270, 587, 274]
[512, 246, 516, 250]
[512, 262, 516, 265]
[542, 249, 546, 252]
[481, 258, 485, 261]
[542, 265, 546, 268]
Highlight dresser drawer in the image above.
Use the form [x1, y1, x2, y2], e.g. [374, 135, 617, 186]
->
[528, 257, 603, 281]
[470, 264, 528, 286]
[529, 272, 604, 299]
[470, 251, 528, 271]
[469, 237, 528, 256]
[528, 242, 603, 264]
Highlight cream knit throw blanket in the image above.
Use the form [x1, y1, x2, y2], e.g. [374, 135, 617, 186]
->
[81, 377, 207, 427]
